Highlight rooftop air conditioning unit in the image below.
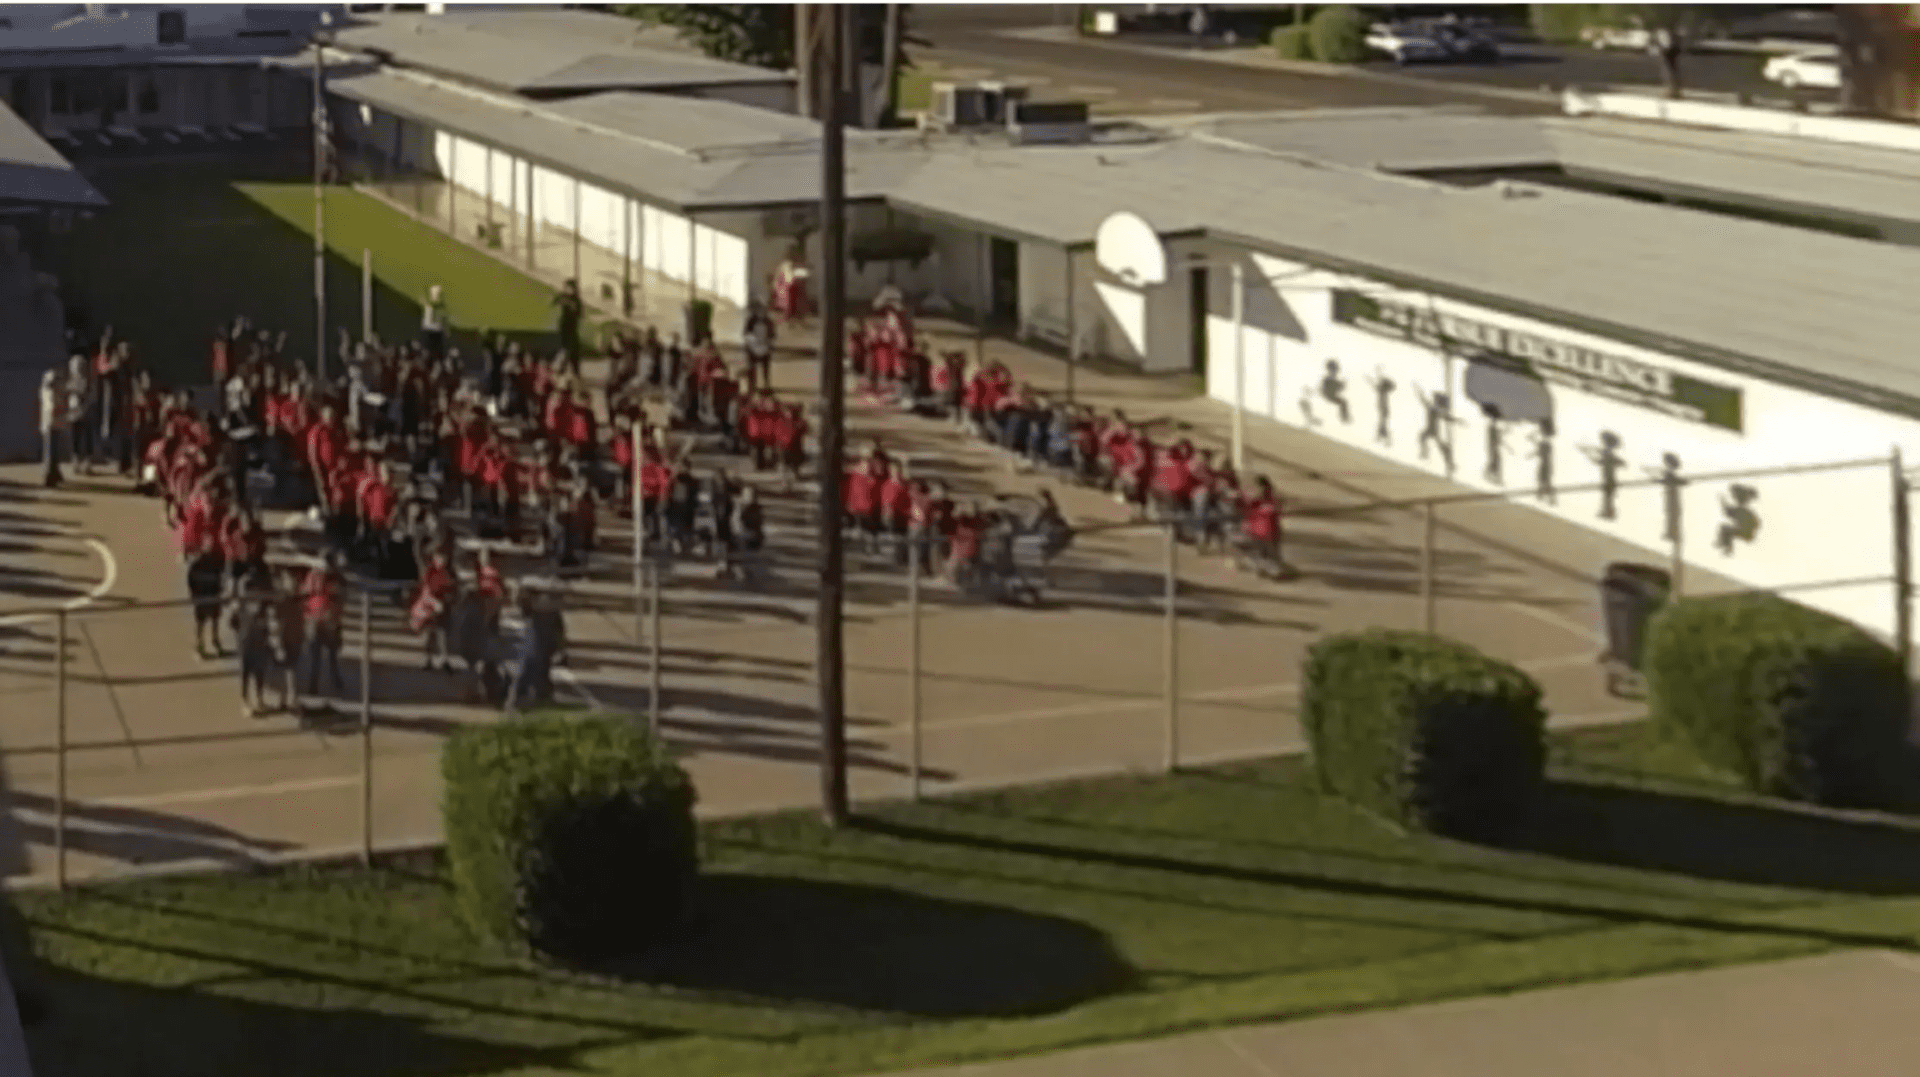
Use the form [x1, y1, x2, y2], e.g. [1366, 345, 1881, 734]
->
[1007, 100, 1092, 145]
[929, 80, 1029, 130]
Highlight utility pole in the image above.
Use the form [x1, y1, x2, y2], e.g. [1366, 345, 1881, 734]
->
[311, 15, 332, 380]
[794, 4, 817, 119]
[816, 3, 851, 827]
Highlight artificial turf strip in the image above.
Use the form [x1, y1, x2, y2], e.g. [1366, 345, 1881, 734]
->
[45, 162, 604, 385]
[22, 722, 1920, 1077]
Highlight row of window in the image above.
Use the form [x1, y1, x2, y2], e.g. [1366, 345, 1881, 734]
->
[4, 71, 268, 120]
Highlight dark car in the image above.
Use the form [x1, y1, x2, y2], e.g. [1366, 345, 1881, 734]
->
[1424, 19, 1503, 63]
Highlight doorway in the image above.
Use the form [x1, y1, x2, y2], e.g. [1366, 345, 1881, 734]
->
[988, 237, 1019, 327]
[1188, 265, 1209, 376]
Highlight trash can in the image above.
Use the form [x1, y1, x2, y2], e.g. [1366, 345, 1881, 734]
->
[1599, 562, 1671, 674]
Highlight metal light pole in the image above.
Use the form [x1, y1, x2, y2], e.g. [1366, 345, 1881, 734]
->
[1230, 259, 1245, 471]
[816, 4, 851, 827]
[311, 16, 332, 380]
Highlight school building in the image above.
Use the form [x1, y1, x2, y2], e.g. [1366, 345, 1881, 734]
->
[8, 6, 1920, 644]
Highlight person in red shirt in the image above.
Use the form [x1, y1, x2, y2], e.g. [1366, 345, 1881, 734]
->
[844, 454, 881, 553]
[301, 553, 346, 703]
[1239, 476, 1284, 578]
[305, 403, 347, 514]
[744, 389, 776, 472]
[638, 441, 674, 547]
[357, 461, 400, 567]
[410, 536, 458, 671]
[945, 501, 983, 587]
[220, 507, 268, 593]
[1152, 439, 1197, 526]
[180, 474, 231, 658]
[878, 463, 913, 565]
[776, 404, 807, 493]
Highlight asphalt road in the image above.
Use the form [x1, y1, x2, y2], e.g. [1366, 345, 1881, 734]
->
[918, 25, 1838, 118]
[918, 26, 1559, 118]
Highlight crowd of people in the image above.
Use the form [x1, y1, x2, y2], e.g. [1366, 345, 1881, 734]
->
[32, 273, 1287, 717]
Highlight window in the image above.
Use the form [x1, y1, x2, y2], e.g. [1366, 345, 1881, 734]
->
[10, 78, 28, 119]
[50, 78, 69, 115]
[137, 79, 159, 115]
[157, 9, 184, 45]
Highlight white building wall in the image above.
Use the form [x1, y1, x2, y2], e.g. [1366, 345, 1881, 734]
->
[1207, 247, 1920, 641]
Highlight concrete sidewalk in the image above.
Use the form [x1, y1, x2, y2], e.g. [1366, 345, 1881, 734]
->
[888, 949, 1920, 1077]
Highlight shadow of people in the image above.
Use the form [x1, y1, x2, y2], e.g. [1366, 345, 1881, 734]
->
[6, 791, 299, 871]
[1499, 778, 1920, 895]
[601, 873, 1133, 1018]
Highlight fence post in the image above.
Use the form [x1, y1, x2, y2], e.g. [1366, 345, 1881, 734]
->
[631, 420, 645, 645]
[54, 609, 68, 891]
[360, 248, 372, 343]
[1164, 521, 1180, 774]
[359, 590, 373, 866]
[1895, 448, 1913, 679]
[1668, 472, 1687, 600]
[648, 559, 663, 737]
[908, 541, 924, 801]
[1420, 500, 1437, 635]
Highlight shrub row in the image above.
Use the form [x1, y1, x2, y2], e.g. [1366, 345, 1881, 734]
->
[1303, 630, 1546, 840]
[1645, 592, 1910, 808]
[443, 714, 698, 961]
[1269, 5, 1370, 64]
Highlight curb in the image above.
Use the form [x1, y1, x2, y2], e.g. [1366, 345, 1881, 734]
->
[995, 27, 1560, 108]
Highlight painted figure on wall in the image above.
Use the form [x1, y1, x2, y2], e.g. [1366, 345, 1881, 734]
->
[1651, 452, 1686, 544]
[1716, 484, 1761, 555]
[1530, 418, 1556, 504]
[1320, 360, 1351, 424]
[1481, 403, 1508, 486]
[1367, 368, 1395, 446]
[1581, 431, 1625, 521]
[1414, 388, 1458, 477]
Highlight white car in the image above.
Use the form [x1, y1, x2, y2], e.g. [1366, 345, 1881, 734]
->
[1365, 23, 1449, 65]
[1583, 25, 1654, 51]
[1763, 50, 1841, 90]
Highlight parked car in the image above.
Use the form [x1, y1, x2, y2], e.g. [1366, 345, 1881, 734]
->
[1762, 50, 1841, 90]
[1364, 22, 1450, 65]
[1582, 24, 1654, 51]
[1425, 21, 1501, 62]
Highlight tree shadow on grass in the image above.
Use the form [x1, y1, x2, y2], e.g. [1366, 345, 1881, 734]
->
[30, 967, 570, 1077]
[602, 873, 1134, 1018]
[1500, 777, 1920, 895]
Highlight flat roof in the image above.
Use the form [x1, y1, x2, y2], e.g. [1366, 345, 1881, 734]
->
[321, 75, 1920, 419]
[1191, 107, 1920, 233]
[330, 8, 792, 95]
[0, 101, 104, 209]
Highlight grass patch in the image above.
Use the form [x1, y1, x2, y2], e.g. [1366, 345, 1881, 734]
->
[46, 161, 600, 385]
[23, 722, 1920, 1077]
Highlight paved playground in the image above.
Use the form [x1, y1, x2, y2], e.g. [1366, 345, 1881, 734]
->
[0, 311, 1707, 886]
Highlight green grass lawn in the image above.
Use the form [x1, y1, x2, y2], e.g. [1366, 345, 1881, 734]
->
[22, 721, 1920, 1077]
[46, 161, 595, 385]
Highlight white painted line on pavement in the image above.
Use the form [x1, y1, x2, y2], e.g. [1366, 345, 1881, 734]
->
[0, 538, 118, 629]
[1219, 1029, 1284, 1077]
[914, 651, 1600, 734]
[79, 774, 357, 810]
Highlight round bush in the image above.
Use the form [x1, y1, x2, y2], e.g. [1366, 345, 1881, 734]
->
[443, 714, 698, 961]
[1307, 5, 1371, 65]
[1303, 630, 1547, 840]
[1271, 25, 1315, 61]
[1645, 592, 1911, 808]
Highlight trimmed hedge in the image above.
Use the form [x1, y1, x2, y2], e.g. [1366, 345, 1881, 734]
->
[1307, 5, 1372, 64]
[444, 714, 698, 960]
[1645, 593, 1911, 808]
[1303, 630, 1547, 840]
[1271, 25, 1315, 61]
[1528, 3, 1600, 46]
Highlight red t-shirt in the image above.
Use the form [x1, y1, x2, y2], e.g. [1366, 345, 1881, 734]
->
[640, 459, 673, 501]
[844, 468, 878, 516]
[360, 479, 398, 530]
[879, 476, 911, 522]
[220, 517, 265, 564]
[1243, 497, 1280, 542]
[1154, 451, 1194, 499]
[303, 567, 340, 622]
[305, 423, 346, 473]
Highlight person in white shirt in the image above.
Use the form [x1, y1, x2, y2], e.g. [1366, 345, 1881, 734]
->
[39, 369, 66, 488]
[421, 284, 449, 368]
